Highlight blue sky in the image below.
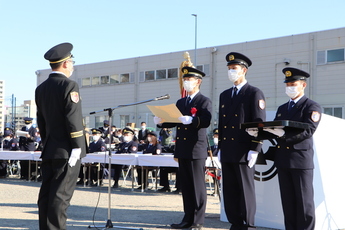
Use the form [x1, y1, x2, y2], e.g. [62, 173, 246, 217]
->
[1, 0, 344, 106]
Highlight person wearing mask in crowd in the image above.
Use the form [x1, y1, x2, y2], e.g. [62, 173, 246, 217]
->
[0, 128, 13, 178]
[211, 128, 219, 156]
[77, 128, 106, 186]
[112, 127, 138, 188]
[2, 127, 13, 150]
[99, 120, 110, 141]
[35, 42, 87, 230]
[137, 131, 162, 190]
[251, 67, 321, 230]
[218, 52, 266, 230]
[138, 121, 148, 144]
[154, 66, 212, 230]
[19, 117, 38, 180]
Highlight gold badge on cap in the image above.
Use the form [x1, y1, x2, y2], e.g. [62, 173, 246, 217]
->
[259, 99, 266, 110]
[285, 71, 292, 77]
[183, 69, 188, 74]
[70, 91, 80, 103]
[311, 111, 321, 122]
[229, 55, 235, 61]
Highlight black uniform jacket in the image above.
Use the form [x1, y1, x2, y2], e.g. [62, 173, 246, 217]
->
[89, 139, 107, 153]
[218, 83, 266, 163]
[116, 141, 138, 154]
[269, 96, 321, 169]
[142, 143, 162, 155]
[159, 92, 212, 159]
[19, 126, 38, 151]
[35, 73, 87, 160]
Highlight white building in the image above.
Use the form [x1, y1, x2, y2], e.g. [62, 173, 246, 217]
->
[36, 27, 345, 130]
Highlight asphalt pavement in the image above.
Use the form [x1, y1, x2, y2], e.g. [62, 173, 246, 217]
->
[0, 176, 277, 230]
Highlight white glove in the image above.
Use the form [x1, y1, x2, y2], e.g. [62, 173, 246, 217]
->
[246, 128, 258, 137]
[178, 116, 193, 125]
[263, 128, 285, 137]
[68, 148, 81, 167]
[247, 150, 258, 168]
[153, 116, 162, 125]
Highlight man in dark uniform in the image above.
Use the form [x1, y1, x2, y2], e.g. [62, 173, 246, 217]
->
[77, 128, 106, 185]
[35, 42, 87, 230]
[138, 121, 148, 144]
[19, 117, 38, 180]
[154, 66, 212, 230]
[254, 67, 321, 230]
[218, 52, 266, 230]
[112, 127, 138, 188]
[99, 119, 110, 141]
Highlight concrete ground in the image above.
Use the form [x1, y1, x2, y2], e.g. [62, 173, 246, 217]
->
[0, 176, 277, 230]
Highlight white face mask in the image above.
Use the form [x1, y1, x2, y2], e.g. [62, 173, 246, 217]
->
[213, 138, 218, 145]
[183, 80, 197, 92]
[285, 86, 300, 99]
[25, 124, 31, 129]
[123, 136, 132, 142]
[228, 69, 241, 82]
[141, 126, 146, 130]
[92, 135, 100, 142]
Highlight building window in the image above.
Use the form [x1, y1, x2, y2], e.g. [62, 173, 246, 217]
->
[82, 78, 90, 87]
[92, 76, 100, 85]
[145, 71, 155, 81]
[120, 115, 129, 128]
[100, 76, 110, 85]
[110, 74, 120, 84]
[156, 69, 167, 79]
[167, 68, 178, 79]
[120, 73, 130, 83]
[317, 48, 345, 65]
[323, 107, 343, 118]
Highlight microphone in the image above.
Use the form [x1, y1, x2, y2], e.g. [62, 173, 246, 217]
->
[154, 94, 170, 101]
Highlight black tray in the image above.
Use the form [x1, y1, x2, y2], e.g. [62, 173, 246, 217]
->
[240, 120, 309, 130]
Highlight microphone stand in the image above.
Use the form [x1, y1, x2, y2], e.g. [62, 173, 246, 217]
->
[88, 94, 169, 230]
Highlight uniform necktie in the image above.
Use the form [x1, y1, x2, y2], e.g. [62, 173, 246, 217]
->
[186, 96, 191, 106]
[232, 87, 238, 98]
[288, 101, 295, 111]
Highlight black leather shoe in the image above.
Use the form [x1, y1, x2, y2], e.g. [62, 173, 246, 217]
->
[188, 224, 203, 230]
[170, 221, 192, 229]
[173, 189, 182, 194]
[157, 187, 171, 192]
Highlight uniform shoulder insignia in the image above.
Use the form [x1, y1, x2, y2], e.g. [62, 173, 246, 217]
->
[70, 91, 80, 103]
[101, 146, 106, 151]
[259, 99, 265, 110]
[311, 111, 321, 122]
[132, 146, 137, 151]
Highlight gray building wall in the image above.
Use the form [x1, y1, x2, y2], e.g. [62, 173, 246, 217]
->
[36, 27, 345, 131]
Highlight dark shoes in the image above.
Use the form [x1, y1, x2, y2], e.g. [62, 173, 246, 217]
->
[170, 221, 192, 229]
[170, 222, 202, 229]
[112, 182, 119, 188]
[157, 187, 171, 192]
[173, 188, 182, 194]
[76, 180, 84, 185]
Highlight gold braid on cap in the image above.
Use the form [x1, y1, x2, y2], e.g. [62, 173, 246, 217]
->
[49, 54, 72, 64]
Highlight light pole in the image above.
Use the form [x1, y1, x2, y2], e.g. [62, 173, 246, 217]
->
[191, 14, 197, 66]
